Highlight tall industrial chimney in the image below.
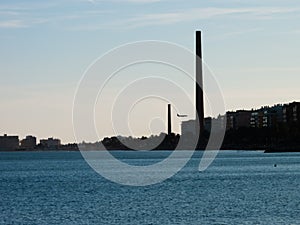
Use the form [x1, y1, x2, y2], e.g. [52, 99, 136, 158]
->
[167, 104, 171, 136]
[196, 31, 204, 136]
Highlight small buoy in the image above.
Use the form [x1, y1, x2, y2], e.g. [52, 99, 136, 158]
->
[274, 164, 277, 167]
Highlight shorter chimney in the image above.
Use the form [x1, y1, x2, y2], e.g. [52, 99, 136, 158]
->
[168, 104, 172, 135]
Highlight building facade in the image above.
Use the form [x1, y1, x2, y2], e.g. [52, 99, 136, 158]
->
[227, 110, 252, 130]
[40, 138, 61, 149]
[20, 135, 37, 149]
[0, 134, 19, 150]
[283, 102, 300, 124]
[249, 105, 284, 128]
[181, 120, 197, 136]
[262, 105, 283, 128]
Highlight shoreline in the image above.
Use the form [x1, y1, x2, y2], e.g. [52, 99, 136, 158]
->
[1, 149, 299, 153]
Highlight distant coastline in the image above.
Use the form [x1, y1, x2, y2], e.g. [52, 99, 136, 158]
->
[1, 148, 300, 153]
[1, 128, 299, 153]
[1, 100, 299, 153]
[1, 134, 300, 153]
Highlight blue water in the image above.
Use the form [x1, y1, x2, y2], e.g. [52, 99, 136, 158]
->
[1, 151, 300, 225]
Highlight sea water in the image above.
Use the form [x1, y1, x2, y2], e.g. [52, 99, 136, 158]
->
[0, 151, 300, 225]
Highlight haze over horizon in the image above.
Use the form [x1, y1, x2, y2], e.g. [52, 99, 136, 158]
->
[1, 0, 299, 143]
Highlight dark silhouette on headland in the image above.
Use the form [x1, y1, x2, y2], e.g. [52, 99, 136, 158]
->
[0, 101, 299, 152]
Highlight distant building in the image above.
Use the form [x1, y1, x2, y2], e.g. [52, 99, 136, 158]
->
[181, 120, 197, 136]
[181, 116, 225, 136]
[283, 102, 300, 124]
[40, 138, 61, 149]
[214, 114, 227, 131]
[262, 105, 283, 128]
[180, 120, 198, 149]
[226, 112, 235, 130]
[250, 110, 264, 128]
[250, 105, 284, 128]
[20, 135, 37, 149]
[227, 110, 252, 130]
[0, 134, 19, 151]
[204, 117, 212, 132]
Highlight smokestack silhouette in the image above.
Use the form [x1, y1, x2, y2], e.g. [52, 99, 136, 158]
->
[196, 31, 204, 136]
[168, 104, 171, 135]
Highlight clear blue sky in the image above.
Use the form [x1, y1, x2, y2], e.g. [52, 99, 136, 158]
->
[0, 0, 299, 143]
